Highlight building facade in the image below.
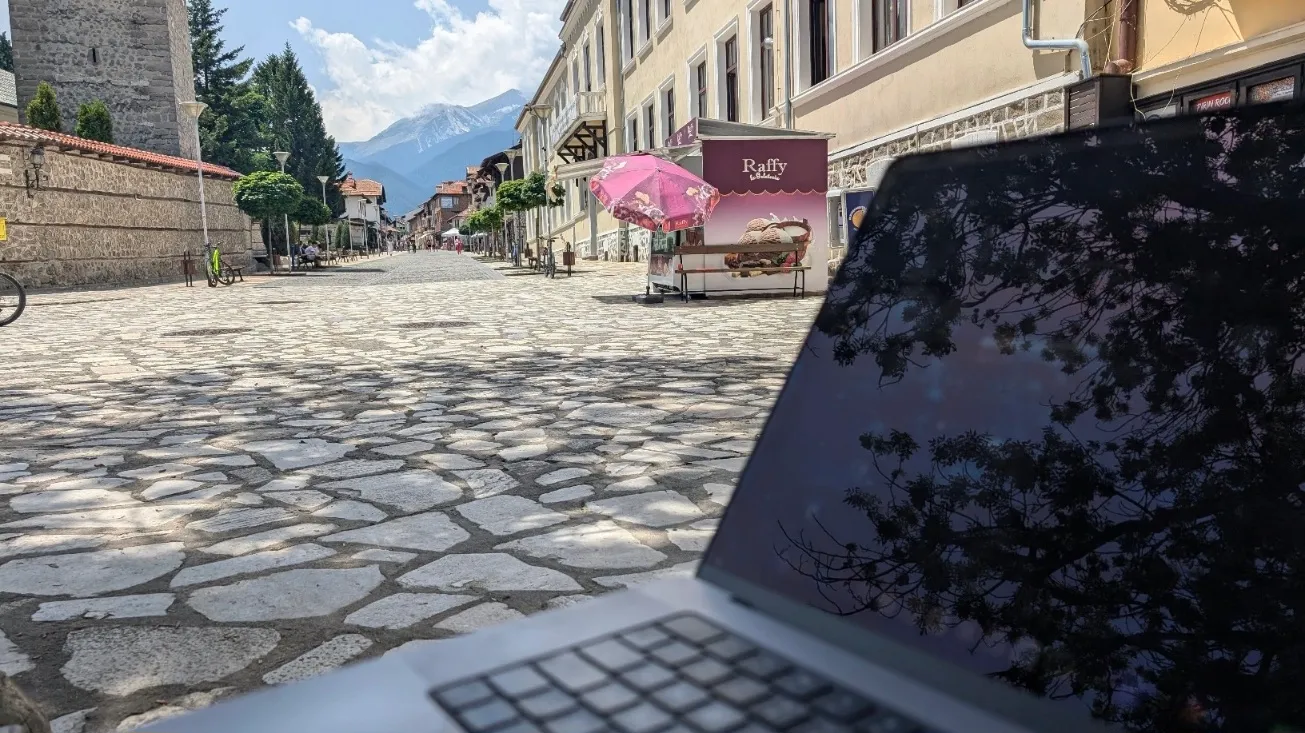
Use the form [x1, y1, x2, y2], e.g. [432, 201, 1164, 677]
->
[10, 0, 199, 158]
[516, 0, 1305, 277]
[0, 122, 255, 288]
[339, 175, 385, 250]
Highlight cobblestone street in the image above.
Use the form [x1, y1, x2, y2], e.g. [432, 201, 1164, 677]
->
[0, 252, 820, 733]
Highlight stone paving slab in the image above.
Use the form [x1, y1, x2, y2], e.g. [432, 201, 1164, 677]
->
[0, 252, 818, 732]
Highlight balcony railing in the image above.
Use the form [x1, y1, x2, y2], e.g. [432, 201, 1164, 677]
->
[550, 91, 607, 150]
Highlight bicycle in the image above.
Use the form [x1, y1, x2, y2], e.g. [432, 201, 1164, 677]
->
[543, 242, 558, 279]
[204, 242, 236, 287]
[0, 271, 26, 327]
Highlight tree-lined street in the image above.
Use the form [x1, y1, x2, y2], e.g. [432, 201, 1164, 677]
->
[0, 254, 818, 732]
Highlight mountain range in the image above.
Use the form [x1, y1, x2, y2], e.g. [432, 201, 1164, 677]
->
[340, 89, 527, 217]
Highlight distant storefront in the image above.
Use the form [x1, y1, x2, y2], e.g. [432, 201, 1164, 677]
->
[1136, 54, 1304, 120]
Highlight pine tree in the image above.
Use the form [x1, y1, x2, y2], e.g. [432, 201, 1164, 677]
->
[26, 82, 62, 132]
[253, 45, 347, 216]
[0, 33, 13, 73]
[74, 100, 113, 143]
[188, 0, 265, 173]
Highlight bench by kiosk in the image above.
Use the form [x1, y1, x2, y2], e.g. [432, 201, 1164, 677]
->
[647, 119, 834, 300]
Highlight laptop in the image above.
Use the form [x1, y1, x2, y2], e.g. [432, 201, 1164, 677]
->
[144, 100, 1302, 733]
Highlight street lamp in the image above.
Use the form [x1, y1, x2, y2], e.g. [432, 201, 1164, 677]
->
[178, 101, 211, 278]
[495, 161, 509, 260]
[505, 149, 520, 259]
[273, 151, 292, 273]
[317, 175, 331, 261]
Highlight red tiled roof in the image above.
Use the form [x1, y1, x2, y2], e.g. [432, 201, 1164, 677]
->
[0, 120, 242, 180]
[435, 181, 468, 195]
[339, 175, 384, 198]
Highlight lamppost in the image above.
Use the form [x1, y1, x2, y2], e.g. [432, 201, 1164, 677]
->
[273, 151, 292, 273]
[178, 101, 211, 279]
[506, 149, 521, 259]
[495, 161, 509, 261]
[317, 175, 331, 261]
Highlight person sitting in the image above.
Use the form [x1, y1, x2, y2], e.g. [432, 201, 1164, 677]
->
[303, 244, 320, 267]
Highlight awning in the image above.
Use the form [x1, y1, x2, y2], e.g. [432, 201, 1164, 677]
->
[442, 227, 462, 237]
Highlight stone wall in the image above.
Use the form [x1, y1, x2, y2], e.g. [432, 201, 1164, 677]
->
[826, 86, 1067, 271]
[11, 0, 193, 157]
[0, 141, 258, 288]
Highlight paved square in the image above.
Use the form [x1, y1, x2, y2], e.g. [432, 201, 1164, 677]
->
[0, 252, 819, 731]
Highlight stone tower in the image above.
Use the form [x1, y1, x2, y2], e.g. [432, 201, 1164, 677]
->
[10, 0, 199, 158]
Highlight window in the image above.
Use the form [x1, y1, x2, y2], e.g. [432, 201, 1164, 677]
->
[441, 196, 457, 209]
[627, 115, 640, 151]
[696, 62, 709, 117]
[579, 180, 589, 212]
[664, 86, 676, 138]
[809, 0, 831, 86]
[572, 60, 581, 96]
[724, 37, 740, 122]
[645, 102, 657, 148]
[663, 0, 673, 24]
[596, 24, 607, 83]
[583, 44, 593, 91]
[640, 0, 652, 45]
[624, 0, 636, 62]
[873, 0, 907, 52]
[758, 5, 775, 117]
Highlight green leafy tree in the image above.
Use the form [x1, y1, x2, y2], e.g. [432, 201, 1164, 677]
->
[188, 0, 266, 173]
[74, 101, 113, 143]
[0, 33, 14, 73]
[253, 45, 347, 215]
[233, 171, 303, 221]
[295, 197, 332, 227]
[25, 82, 62, 133]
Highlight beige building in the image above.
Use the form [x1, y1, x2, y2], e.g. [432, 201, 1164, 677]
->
[518, 0, 1305, 274]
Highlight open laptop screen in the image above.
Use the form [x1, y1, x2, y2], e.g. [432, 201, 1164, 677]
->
[703, 102, 1305, 732]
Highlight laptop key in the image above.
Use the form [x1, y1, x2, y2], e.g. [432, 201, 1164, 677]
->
[650, 641, 701, 667]
[794, 719, 854, 733]
[859, 714, 919, 733]
[499, 722, 546, 733]
[812, 690, 874, 721]
[612, 702, 675, 733]
[623, 626, 673, 651]
[651, 680, 710, 712]
[579, 639, 644, 672]
[680, 657, 732, 686]
[773, 670, 830, 701]
[545, 709, 606, 733]
[751, 696, 809, 729]
[684, 700, 748, 732]
[736, 651, 790, 681]
[662, 616, 725, 644]
[460, 698, 520, 731]
[434, 679, 495, 710]
[712, 677, 769, 707]
[622, 661, 678, 691]
[491, 667, 553, 699]
[536, 652, 609, 693]
[705, 636, 755, 662]
[518, 689, 579, 720]
[581, 681, 641, 714]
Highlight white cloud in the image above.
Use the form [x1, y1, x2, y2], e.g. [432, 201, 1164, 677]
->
[294, 0, 565, 142]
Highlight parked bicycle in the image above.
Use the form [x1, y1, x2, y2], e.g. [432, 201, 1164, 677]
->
[204, 242, 240, 287]
[0, 271, 26, 327]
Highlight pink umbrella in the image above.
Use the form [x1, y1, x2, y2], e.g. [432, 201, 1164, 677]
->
[589, 153, 721, 232]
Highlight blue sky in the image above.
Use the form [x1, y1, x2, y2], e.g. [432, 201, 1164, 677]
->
[2, 0, 566, 143]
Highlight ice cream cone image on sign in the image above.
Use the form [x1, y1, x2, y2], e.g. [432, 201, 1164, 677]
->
[850, 206, 867, 231]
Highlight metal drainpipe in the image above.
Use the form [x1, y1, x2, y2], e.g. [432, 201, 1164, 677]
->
[783, 0, 795, 128]
[1022, 0, 1092, 80]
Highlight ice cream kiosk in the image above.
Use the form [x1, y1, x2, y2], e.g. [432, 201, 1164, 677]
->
[648, 119, 834, 299]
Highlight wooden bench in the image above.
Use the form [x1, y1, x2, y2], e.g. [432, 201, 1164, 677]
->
[672, 243, 809, 302]
[221, 258, 245, 282]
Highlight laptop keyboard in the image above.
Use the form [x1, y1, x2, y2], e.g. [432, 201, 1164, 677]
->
[430, 613, 927, 733]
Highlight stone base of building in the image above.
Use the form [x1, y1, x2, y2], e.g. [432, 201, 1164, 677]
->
[826, 85, 1067, 272]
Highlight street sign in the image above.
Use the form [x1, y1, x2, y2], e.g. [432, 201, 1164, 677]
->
[0, 218, 9, 241]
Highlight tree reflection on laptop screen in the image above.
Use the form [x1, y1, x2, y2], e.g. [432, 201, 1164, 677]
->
[704, 103, 1305, 733]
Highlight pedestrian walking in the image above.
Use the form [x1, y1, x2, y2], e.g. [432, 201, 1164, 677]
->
[455, 239, 464, 256]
